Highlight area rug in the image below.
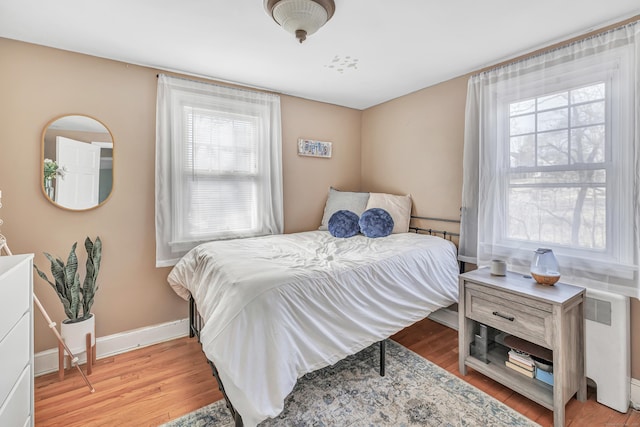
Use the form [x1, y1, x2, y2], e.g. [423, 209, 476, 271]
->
[161, 340, 539, 426]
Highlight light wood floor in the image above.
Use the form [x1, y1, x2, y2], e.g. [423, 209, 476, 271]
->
[35, 318, 639, 426]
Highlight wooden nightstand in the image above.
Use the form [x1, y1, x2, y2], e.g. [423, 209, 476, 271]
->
[458, 268, 586, 426]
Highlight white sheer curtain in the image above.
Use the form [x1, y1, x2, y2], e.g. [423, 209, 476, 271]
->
[460, 22, 640, 298]
[156, 75, 283, 267]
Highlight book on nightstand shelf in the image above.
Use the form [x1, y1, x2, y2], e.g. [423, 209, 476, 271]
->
[505, 360, 535, 378]
[507, 350, 535, 370]
[504, 342, 555, 385]
[508, 357, 534, 370]
[505, 349, 535, 378]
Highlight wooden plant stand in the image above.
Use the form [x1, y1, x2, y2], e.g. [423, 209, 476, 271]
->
[58, 332, 96, 380]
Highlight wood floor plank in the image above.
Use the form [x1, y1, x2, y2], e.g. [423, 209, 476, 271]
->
[34, 318, 636, 426]
[625, 409, 640, 426]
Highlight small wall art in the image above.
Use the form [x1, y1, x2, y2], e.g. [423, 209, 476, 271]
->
[297, 138, 332, 158]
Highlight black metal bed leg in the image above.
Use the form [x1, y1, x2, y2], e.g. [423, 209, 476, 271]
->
[191, 296, 241, 426]
[209, 360, 244, 427]
[189, 296, 195, 338]
[379, 340, 386, 376]
[234, 410, 243, 426]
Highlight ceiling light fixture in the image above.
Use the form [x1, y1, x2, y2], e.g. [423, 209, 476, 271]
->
[264, 0, 335, 44]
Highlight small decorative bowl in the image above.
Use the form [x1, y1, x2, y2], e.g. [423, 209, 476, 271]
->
[531, 273, 560, 286]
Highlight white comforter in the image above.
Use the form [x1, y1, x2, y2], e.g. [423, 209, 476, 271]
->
[168, 231, 459, 426]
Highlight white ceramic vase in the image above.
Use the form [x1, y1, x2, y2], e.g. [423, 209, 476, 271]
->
[530, 248, 560, 285]
[60, 313, 95, 355]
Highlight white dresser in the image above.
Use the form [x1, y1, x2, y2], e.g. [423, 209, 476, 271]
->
[0, 254, 34, 427]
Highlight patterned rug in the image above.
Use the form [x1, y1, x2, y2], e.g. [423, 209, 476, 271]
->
[161, 340, 539, 426]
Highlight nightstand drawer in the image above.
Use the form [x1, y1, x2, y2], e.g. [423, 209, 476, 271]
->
[466, 287, 553, 347]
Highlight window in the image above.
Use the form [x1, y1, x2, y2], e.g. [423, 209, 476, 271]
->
[155, 75, 283, 267]
[505, 82, 610, 252]
[180, 107, 260, 240]
[460, 22, 639, 297]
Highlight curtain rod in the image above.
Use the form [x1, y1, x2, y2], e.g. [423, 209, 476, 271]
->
[155, 73, 279, 97]
[473, 14, 639, 77]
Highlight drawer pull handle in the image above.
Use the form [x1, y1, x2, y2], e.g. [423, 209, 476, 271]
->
[492, 311, 515, 321]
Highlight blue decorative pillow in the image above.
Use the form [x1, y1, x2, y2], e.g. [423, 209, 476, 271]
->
[328, 210, 360, 238]
[359, 208, 394, 238]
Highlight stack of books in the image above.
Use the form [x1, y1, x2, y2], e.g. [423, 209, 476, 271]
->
[505, 349, 535, 378]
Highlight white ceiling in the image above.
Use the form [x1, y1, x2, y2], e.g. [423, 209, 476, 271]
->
[1, 1, 639, 110]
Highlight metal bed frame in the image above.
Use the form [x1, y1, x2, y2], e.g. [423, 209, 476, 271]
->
[187, 215, 461, 427]
[409, 214, 465, 272]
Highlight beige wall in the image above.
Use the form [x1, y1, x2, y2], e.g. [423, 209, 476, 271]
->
[281, 97, 362, 232]
[0, 38, 361, 352]
[361, 76, 640, 379]
[361, 76, 468, 232]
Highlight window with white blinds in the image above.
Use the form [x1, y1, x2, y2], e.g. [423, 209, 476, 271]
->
[155, 75, 283, 267]
[179, 107, 259, 239]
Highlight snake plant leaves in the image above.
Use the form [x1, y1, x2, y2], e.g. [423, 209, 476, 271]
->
[82, 236, 102, 320]
[34, 236, 102, 321]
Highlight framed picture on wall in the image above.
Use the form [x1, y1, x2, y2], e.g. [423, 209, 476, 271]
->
[297, 138, 332, 158]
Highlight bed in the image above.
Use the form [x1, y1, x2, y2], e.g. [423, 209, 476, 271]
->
[168, 225, 460, 426]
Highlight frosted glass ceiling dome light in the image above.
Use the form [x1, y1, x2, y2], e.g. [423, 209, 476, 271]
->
[265, 0, 335, 43]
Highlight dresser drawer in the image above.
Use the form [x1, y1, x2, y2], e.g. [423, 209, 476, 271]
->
[465, 286, 553, 347]
[0, 313, 30, 406]
[0, 366, 31, 427]
[0, 260, 30, 341]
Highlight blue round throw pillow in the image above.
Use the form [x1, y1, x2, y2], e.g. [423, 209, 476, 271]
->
[328, 210, 360, 238]
[359, 208, 394, 238]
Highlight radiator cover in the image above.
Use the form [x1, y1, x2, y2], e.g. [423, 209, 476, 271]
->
[584, 288, 630, 413]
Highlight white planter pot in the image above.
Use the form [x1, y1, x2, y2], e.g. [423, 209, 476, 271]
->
[60, 313, 96, 355]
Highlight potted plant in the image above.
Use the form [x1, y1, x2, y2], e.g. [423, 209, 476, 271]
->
[42, 158, 66, 200]
[34, 236, 102, 355]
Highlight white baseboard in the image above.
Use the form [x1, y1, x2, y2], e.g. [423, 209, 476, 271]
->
[428, 307, 458, 330]
[34, 317, 190, 377]
[631, 378, 640, 410]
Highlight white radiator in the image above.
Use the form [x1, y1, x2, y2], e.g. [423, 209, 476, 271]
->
[584, 288, 630, 413]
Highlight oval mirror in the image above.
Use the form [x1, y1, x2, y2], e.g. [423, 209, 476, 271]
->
[41, 114, 114, 210]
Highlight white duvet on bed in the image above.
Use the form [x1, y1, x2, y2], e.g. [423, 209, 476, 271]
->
[168, 230, 459, 426]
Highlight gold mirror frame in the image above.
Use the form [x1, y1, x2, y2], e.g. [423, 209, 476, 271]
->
[41, 114, 115, 211]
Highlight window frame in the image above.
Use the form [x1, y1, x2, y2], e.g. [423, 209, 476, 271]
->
[489, 49, 634, 276]
[155, 74, 283, 267]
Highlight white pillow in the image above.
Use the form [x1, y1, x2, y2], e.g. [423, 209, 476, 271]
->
[366, 192, 412, 234]
[319, 187, 370, 230]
